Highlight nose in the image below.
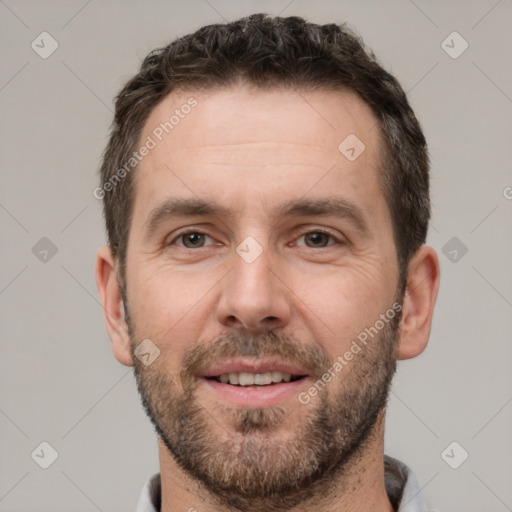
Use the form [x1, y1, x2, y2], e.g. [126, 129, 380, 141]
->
[215, 246, 292, 333]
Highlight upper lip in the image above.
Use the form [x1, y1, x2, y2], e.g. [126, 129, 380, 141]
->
[201, 358, 309, 378]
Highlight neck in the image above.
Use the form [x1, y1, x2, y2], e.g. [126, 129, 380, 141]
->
[158, 411, 394, 512]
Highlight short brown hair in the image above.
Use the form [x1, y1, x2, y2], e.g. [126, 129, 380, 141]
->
[99, 13, 430, 290]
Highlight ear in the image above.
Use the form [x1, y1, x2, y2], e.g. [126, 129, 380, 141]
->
[95, 246, 134, 366]
[396, 246, 440, 360]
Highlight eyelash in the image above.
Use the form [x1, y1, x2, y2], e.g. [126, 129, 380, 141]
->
[167, 228, 342, 249]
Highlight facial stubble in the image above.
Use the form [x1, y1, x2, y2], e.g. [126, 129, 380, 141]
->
[127, 307, 400, 511]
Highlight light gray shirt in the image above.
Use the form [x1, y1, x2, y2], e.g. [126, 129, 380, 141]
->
[135, 455, 436, 511]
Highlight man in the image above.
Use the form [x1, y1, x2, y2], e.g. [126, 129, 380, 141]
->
[96, 13, 440, 512]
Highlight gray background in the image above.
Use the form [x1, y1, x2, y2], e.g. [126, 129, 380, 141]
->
[1, 0, 511, 510]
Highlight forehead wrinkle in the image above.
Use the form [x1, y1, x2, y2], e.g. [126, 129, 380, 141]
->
[178, 140, 328, 150]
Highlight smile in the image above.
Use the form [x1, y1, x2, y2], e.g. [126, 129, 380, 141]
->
[208, 371, 304, 387]
[199, 358, 310, 407]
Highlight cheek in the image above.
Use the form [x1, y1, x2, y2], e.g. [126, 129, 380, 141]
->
[127, 265, 216, 356]
[288, 265, 389, 354]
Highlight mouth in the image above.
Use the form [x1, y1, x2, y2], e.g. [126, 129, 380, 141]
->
[207, 371, 305, 388]
[199, 359, 310, 407]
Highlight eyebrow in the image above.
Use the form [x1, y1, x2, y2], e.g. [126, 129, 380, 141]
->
[144, 198, 233, 240]
[276, 197, 367, 231]
[143, 196, 367, 240]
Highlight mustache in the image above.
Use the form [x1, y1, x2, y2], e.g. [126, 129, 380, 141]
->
[180, 330, 332, 386]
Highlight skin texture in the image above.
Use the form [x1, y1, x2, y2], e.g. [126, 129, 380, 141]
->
[96, 84, 440, 511]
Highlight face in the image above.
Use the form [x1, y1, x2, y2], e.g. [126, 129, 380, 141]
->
[123, 85, 402, 508]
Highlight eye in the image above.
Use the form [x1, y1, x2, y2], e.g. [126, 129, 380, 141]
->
[295, 230, 338, 248]
[171, 231, 215, 249]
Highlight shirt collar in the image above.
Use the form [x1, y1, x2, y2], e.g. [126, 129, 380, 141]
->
[135, 455, 433, 512]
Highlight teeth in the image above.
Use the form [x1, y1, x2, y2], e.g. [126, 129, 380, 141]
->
[218, 371, 294, 386]
[254, 372, 272, 385]
[238, 372, 254, 386]
[271, 371, 282, 383]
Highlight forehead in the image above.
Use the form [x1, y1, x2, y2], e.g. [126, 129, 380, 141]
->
[132, 84, 386, 224]
[143, 84, 379, 154]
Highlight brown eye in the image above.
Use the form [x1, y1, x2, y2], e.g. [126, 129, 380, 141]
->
[178, 232, 208, 248]
[302, 232, 334, 248]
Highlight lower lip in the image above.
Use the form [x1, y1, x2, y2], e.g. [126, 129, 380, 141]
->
[201, 377, 309, 408]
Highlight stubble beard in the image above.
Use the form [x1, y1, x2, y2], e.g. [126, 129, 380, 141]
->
[128, 308, 401, 511]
